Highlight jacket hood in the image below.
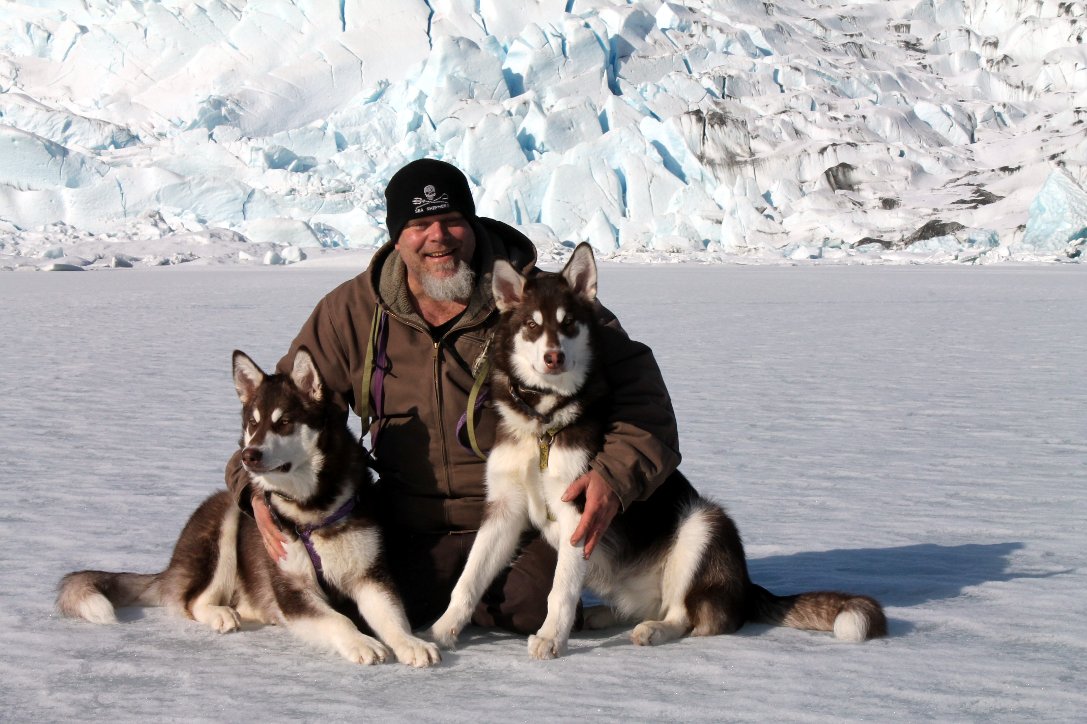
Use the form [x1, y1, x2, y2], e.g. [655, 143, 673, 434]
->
[367, 217, 538, 331]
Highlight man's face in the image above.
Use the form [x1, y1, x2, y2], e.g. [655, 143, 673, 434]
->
[396, 211, 477, 301]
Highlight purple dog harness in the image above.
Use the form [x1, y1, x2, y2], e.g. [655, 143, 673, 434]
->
[266, 491, 357, 581]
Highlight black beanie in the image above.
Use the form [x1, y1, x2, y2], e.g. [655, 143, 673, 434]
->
[384, 159, 477, 242]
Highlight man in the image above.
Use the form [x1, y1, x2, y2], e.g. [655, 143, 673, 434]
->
[227, 158, 680, 632]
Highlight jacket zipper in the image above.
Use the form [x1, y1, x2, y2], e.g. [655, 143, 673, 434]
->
[432, 339, 452, 497]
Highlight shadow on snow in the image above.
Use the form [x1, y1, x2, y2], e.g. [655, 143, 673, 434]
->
[747, 542, 1060, 608]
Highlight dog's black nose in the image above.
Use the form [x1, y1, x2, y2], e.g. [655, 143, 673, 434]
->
[241, 447, 263, 466]
[544, 351, 565, 370]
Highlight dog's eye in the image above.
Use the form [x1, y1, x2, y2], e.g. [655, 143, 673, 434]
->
[561, 316, 575, 327]
[525, 320, 537, 330]
[248, 417, 257, 428]
[274, 417, 290, 429]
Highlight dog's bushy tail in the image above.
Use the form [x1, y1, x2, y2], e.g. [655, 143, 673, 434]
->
[56, 570, 163, 624]
[749, 584, 887, 641]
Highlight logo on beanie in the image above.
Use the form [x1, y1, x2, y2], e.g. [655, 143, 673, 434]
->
[412, 184, 451, 214]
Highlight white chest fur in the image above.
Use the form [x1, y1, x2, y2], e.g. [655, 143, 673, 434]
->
[485, 434, 591, 544]
[276, 525, 381, 592]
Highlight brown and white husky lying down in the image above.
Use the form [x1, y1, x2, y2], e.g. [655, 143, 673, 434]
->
[57, 349, 440, 667]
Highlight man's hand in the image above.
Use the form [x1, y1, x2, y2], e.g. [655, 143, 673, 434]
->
[252, 492, 288, 561]
[562, 469, 620, 559]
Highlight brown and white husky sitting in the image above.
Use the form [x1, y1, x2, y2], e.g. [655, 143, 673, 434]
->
[430, 243, 886, 659]
[57, 348, 440, 667]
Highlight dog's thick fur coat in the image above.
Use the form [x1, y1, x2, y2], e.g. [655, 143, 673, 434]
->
[57, 349, 440, 667]
[431, 243, 886, 658]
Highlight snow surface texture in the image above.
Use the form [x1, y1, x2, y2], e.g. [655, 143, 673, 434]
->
[2, 261, 1085, 720]
[2, 0, 1087, 270]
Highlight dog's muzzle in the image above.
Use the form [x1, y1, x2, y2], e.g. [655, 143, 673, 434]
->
[241, 446, 292, 474]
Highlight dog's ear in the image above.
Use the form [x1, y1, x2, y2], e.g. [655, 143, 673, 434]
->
[232, 350, 265, 405]
[492, 259, 526, 312]
[290, 347, 324, 403]
[561, 242, 598, 303]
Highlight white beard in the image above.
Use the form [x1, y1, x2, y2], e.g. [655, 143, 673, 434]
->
[421, 261, 475, 303]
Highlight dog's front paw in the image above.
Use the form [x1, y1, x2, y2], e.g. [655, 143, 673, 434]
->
[527, 633, 563, 660]
[394, 636, 442, 668]
[339, 634, 389, 665]
[428, 613, 462, 649]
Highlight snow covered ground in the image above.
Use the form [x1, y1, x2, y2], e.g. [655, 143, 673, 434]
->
[1, 260, 1084, 721]
[3, 0, 1087, 268]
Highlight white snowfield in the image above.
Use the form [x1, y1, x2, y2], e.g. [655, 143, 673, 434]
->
[1, 261, 1084, 721]
[2, 0, 1087, 269]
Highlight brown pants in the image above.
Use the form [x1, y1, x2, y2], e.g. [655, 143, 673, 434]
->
[382, 529, 558, 634]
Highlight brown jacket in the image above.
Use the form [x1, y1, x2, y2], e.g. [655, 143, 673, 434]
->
[228, 218, 681, 533]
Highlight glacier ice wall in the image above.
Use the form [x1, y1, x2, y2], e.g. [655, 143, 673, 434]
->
[1, 0, 1085, 268]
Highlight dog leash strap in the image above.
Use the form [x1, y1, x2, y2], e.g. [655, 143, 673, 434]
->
[359, 307, 387, 447]
[465, 356, 491, 461]
[371, 310, 389, 440]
